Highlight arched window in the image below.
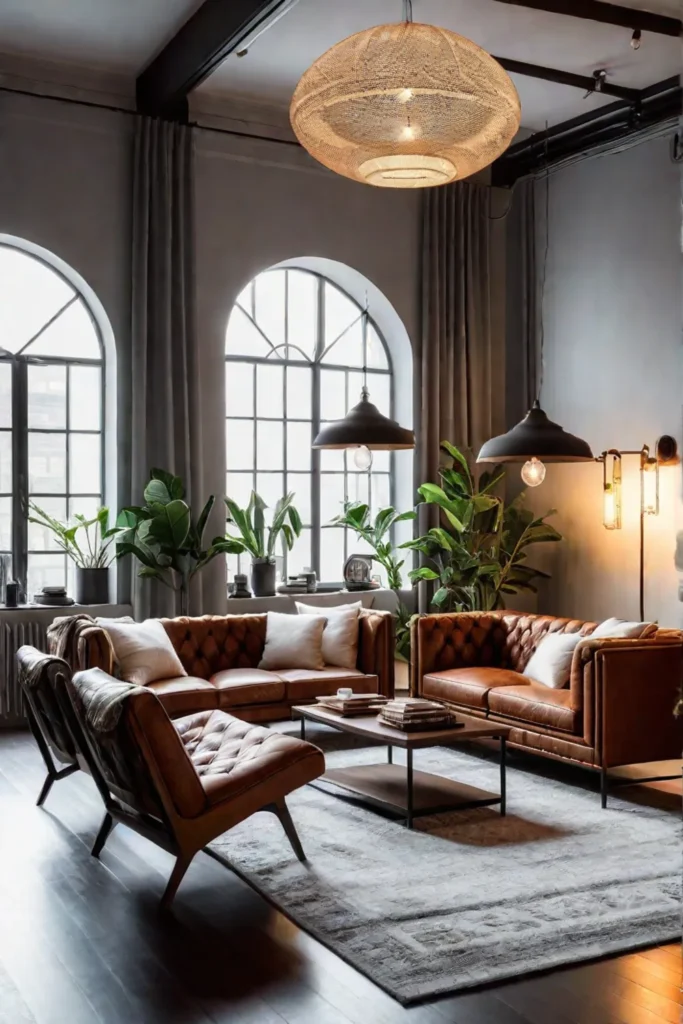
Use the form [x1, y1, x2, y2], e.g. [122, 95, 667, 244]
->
[0, 242, 106, 599]
[225, 267, 393, 583]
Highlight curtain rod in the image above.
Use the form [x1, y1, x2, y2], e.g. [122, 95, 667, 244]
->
[0, 84, 301, 149]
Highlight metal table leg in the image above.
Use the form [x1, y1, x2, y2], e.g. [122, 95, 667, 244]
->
[406, 749, 413, 828]
[300, 717, 306, 742]
[500, 737, 507, 816]
[388, 746, 393, 764]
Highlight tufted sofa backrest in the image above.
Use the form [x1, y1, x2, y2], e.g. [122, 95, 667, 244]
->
[160, 615, 268, 677]
[412, 611, 598, 683]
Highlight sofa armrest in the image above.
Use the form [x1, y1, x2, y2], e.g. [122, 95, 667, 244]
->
[357, 609, 395, 697]
[574, 638, 683, 766]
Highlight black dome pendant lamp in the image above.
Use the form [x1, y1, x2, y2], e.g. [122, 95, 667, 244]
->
[312, 299, 415, 467]
[477, 146, 593, 485]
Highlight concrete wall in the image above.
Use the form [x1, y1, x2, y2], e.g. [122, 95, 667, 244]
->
[0, 90, 134, 598]
[521, 135, 682, 627]
[194, 126, 422, 611]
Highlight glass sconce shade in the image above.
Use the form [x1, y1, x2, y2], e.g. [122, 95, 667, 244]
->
[641, 450, 659, 516]
[602, 451, 622, 530]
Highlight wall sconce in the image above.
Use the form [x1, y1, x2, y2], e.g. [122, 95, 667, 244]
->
[602, 450, 622, 530]
[597, 435, 678, 619]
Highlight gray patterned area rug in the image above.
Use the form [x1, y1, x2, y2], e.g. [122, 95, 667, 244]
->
[209, 724, 681, 1005]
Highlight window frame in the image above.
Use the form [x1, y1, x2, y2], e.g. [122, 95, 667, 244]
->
[225, 268, 395, 583]
[0, 243, 105, 597]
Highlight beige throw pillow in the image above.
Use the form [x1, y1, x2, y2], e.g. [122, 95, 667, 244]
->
[523, 632, 582, 689]
[259, 611, 327, 671]
[590, 617, 655, 640]
[296, 602, 361, 670]
[103, 619, 187, 687]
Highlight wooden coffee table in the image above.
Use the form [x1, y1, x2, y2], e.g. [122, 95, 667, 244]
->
[292, 705, 511, 828]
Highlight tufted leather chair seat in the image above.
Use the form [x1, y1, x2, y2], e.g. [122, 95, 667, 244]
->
[176, 710, 323, 806]
[422, 667, 527, 711]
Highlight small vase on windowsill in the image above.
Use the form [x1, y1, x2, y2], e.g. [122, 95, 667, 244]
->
[251, 558, 277, 598]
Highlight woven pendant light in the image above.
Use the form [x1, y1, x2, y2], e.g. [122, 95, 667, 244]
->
[290, 18, 521, 189]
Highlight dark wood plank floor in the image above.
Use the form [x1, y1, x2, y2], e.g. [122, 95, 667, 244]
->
[0, 728, 680, 1024]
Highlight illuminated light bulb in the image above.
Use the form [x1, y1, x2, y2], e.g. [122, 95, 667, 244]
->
[353, 446, 373, 471]
[401, 124, 415, 140]
[397, 88, 414, 103]
[521, 457, 546, 487]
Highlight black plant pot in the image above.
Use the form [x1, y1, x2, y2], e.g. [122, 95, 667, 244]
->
[251, 560, 276, 598]
[76, 567, 110, 605]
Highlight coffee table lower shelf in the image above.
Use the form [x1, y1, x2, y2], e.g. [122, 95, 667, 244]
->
[311, 762, 504, 828]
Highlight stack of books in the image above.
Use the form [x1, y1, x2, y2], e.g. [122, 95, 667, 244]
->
[315, 693, 389, 716]
[378, 698, 459, 731]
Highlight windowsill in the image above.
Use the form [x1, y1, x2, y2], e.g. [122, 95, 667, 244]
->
[0, 602, 132, 614]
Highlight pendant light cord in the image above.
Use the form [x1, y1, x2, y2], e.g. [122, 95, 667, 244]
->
[537, 125, 550, 404]
[362, 292, 370, 399]
[403, 0, 413, 22]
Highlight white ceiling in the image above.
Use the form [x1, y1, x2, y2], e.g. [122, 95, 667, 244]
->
[0, 0, 678, 133]
[197, 0, 681, 132]
[0, 0, 203, 73]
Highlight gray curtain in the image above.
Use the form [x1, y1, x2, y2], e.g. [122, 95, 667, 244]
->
[505, 177, 538, 424]
[130, 118, 204, 618]
[417, 181, 505, 610]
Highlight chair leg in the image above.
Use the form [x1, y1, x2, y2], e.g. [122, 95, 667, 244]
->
[91, 813, 116, 858]
[36, 772, 54, 807]
[272, 798, 306, 863]
[161, 853, 194, 908]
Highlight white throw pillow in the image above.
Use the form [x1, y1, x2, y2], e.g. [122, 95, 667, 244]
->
[259, 611, 327, 671]
[296, 602, 361, 670]
[590, 617, 655, 640]
[102, 619, 187, 687]
[523, 632, 582, 689]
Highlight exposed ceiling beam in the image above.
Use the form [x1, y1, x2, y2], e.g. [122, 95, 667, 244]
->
[492, 75, 681, 185]
[491, 0, 681, 37]
[136, 0, 291, 118]
[495, 56, 639, 101]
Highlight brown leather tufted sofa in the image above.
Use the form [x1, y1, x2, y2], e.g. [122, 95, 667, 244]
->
[411, 612, 683, 799]
[50, 610, 394, 722]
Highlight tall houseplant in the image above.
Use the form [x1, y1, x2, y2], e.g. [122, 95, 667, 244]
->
[224, 491, 302, 596]
[403, 441, 562, 612]
[27, 503, 117, 604]
[330, 502, 416, 660]
[116, 469, 239, 615]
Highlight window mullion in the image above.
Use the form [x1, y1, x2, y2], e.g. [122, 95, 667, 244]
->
[311, 276, 323, 579]
[12, 359, 28, 597]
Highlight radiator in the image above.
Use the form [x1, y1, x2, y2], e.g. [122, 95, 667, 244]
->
[0, 619, 48, 722]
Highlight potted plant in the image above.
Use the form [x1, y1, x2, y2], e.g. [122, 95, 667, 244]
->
[330, 502, 416, 660]
[115, 469, 241, 615]
[402, 441, 562, 612]
[224, 491, 302, 597]
[27, 503, 118, 605]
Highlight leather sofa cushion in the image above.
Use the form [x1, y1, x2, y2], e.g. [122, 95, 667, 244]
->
[277, 667, 378, 701]
[488, 683, 580, 734]
[211, 668, 286, 707]
[176, 710, 325, 807]
[423, 667, 529, 710]
[147, 677, 219, 717]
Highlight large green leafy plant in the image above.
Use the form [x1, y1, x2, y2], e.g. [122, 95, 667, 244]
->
[330, 502, 416, 659]
[403, 442, 562, 613]
[224, 491, 302, 563]
[27, 503, 118, 568]
[116, 469, 239, 614]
